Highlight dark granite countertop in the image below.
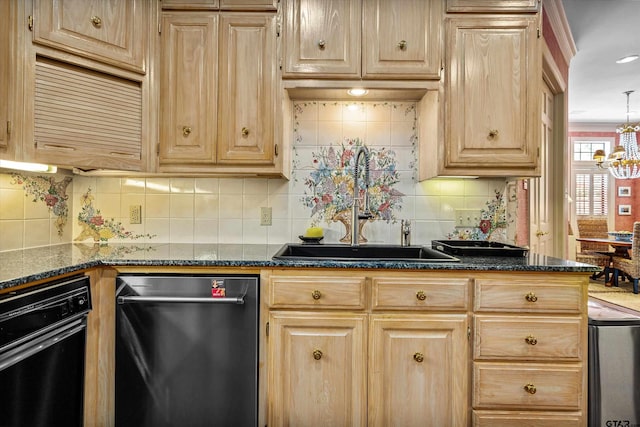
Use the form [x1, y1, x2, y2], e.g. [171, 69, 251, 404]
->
[0, 243, 599, 292]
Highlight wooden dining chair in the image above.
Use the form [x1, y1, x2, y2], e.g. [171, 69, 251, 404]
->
[575, 216, 612, 280]
[612, 221, 640, 294]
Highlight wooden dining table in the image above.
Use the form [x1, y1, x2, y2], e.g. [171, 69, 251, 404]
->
[575, 237, 632, 258]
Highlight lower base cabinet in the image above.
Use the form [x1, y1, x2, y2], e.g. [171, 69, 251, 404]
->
[265, 270, 470, 427]
[265, 269, 589, 426]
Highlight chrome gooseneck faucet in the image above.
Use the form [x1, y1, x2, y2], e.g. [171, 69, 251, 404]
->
[351, 145, 374, 246]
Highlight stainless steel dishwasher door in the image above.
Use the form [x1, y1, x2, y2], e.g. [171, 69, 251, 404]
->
[115, 275, 259, 427]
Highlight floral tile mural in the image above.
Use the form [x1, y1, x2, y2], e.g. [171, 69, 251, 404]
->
[75, 188, 154, 242]
[447, 189, 510, 241]
[293, 101, 417, 242]
[301, 137, 405, 227]
[10, 173, 72, 236]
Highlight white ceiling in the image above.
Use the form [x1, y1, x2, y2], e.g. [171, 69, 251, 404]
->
[563, 0, 640, 125]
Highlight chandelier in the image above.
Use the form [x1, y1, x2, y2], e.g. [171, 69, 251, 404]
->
[594, 90, 640, 179]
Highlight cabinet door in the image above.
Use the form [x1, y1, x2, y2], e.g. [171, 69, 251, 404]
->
[369, 314, 469, 427]
[33, 0, 146, 73]
[217, 13, 276, 164]
[162, 0, 219, 9]
[447, 0, 540, 13]
[158, 13, 218, 166]
[220, 0, 277, 11]
[362, 0, 442, 79]
[268, 312, 367, 427]
[283, 0, 361, 78]
[0, 0, 10, 150]
[444, 15, 540, 175]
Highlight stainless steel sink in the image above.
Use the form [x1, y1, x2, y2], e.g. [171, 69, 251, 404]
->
[272, 244, 460, 262]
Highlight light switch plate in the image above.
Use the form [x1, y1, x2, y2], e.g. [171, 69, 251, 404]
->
[129, 205, 142, 224]
[454, 209, 482, 227]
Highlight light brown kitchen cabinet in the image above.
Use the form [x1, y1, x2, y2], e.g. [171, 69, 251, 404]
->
[33, 0, 146, 74]
[158, 10, 284, 175]
[282, 0, 442, 79]
[268, 312, 367, 427]
[447, 0, 540, 13]
[369, 315, 468, 427]
[472, 274, 588, 424]
[265, 270, 470, 426]
[0, 0, 12, 153]
[158, 12, 218, 165]
[429, 14, 541, 177]
[162, 0, 277, 11]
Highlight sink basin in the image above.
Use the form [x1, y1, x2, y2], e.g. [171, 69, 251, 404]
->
[272, 244, 460, 262]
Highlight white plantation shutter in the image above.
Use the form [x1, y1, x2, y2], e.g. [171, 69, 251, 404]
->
[575, 171, 608, 216]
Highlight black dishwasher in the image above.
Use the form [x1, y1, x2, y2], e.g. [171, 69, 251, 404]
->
[115, 274, 259, 427]
[0, 275, 92, 427]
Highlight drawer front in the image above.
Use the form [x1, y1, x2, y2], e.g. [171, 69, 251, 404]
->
[473, 363, 582, 410]
[268, 275, 366, 309]
[474, 316, 583, 360]
[472, 411, 582, 427]
[372, 277, 469, 311]
[475, 279, 584, 313]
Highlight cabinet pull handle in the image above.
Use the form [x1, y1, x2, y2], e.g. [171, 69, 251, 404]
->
[182, 126, 192, 136]
[90, 16, 102, 28]
[317, 39, 326, 49]
[416, 290, 426, 301]
[525, 335, 538, 345]
[109, 151, 137, 159]
[488, 129, 499, 138]
[525, 292, 538, 302]
[311, 290, 321, 300]
[398, 40, 407, 50]
[241, 127, 249, 137]
[523, 383, 537, 394]
[413, 352, 424, 363]
[312, 349, 323, 360]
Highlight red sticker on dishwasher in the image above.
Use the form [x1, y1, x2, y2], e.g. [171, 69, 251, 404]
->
[211, 280, 226, 298]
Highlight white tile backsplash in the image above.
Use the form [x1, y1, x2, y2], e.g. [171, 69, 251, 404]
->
[0, 101, 511, 250]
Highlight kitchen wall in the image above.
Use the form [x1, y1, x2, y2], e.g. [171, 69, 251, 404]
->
[0, 100, 509, 252]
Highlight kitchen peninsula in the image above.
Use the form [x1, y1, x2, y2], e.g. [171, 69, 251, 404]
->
[0, 243, 597, 426]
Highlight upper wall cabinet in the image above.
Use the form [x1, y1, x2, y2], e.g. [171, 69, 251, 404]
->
[0, 0, 11, 154]
[33, 0, 146, 74]
[446, 0, 540, 13]
[282, 0, 442, 79]
[158, 11, 285, 175]
[161, 0, 277, 11]
[439, 15, 541, 177]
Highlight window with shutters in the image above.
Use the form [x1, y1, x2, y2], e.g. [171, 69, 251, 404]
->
[570, 137, 613, 217]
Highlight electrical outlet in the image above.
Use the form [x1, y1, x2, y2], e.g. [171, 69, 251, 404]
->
[260, 207, 272, 226]
[454, 209, 482, 227]
[129, 205, 142, 224]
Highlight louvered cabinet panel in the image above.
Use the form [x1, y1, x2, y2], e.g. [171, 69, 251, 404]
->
[31, 58, 142, 171]
[33, 0, 146, 73]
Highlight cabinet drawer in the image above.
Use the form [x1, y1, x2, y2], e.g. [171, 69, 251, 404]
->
[473, 363, 582, 410]
[474, 316, 583, 360]
[372, 277, 469, 311]
[474, 279, 584, 313]
[472, 411, 582, 427]
[268, 275, 366, 309]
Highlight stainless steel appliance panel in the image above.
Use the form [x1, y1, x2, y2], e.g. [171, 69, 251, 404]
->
[588, 300, 640, 427]
[115, 274, 259, 427]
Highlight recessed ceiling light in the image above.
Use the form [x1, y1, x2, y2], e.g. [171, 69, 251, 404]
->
[616, 54, 639, 64]
[347, 88, 368, 97]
